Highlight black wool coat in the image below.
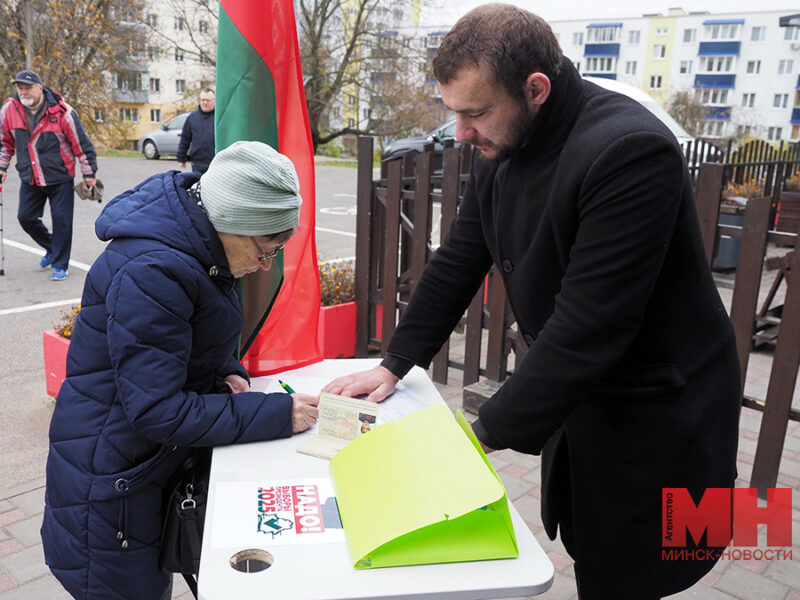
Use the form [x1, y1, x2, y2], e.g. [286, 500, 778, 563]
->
[385, 59, 740, 598]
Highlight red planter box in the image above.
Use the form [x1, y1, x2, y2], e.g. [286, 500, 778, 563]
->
[43, 329, 70, 398]
[318, 302, 357, 359]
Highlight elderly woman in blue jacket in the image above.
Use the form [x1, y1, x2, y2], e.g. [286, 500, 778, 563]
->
[40, 141, 320, 600]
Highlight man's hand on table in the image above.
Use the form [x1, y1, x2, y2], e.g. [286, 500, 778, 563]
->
[225, 374, 251, 393]
[292, 394, 320, 433]
[321, 365, 400, 403]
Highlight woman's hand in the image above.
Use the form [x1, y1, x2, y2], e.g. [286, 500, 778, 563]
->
[225, 374, 251, 394]
[321, 366, 399, 403]
[291, 394, 320, 433]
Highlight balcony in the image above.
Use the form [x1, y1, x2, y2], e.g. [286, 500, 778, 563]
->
[697, 41, 741, 56]
[584, 43, 620, 57]
[694, 74, 736, 88]
[112, 89, 148, 103]
[704, 106, 731, 120]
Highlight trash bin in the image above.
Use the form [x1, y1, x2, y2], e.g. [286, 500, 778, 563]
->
[712, 199, 746, 270]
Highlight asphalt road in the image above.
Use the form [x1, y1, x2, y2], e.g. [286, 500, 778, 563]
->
[0, 155, 359, 491]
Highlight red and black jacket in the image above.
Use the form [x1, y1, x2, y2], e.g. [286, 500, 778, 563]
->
[0, 86, 96, 186]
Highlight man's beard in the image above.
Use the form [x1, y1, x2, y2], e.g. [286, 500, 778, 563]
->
[476, 102, 536, 164]
[20, 97, 35, 107]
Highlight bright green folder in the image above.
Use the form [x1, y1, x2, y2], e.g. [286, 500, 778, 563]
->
[329, 404, 519, 569]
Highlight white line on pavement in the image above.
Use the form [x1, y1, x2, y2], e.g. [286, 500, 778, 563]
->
[3, 238, 93, 271]
[316, 227, 356, 238]
[333, 193, 356, 198]
[0, 298, 82, 316]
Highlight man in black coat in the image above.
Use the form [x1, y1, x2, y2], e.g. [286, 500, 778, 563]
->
[178, 86, 215, 174]
[324, 4, 740, 598]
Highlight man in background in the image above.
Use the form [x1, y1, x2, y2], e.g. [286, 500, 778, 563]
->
[178, 86, 216, 174]
[0, 69, 97, 281]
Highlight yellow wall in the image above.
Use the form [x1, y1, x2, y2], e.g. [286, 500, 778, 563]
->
[643, 16, 677, 106]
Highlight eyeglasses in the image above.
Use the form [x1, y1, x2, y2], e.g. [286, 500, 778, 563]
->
[251, 238, 285, 262]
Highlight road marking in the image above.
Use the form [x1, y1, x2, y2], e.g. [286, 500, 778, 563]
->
[319, 206, 358, 216]
[0, 298, 82, 316]
[333, 193, 356, 198]
[316, 227, 356, 238]
[3, 239, 93, 271]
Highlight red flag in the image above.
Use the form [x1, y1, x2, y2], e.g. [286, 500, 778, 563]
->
[217, 0, 322, 374]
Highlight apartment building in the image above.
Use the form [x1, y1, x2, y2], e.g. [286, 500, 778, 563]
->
[112, 1, 217, 145]
[550, 8, 800, 142]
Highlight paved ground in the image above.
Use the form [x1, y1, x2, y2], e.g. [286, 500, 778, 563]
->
[0, 154, 798, 597]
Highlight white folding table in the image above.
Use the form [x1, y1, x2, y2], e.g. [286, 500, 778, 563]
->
[198, 359, 554, 600]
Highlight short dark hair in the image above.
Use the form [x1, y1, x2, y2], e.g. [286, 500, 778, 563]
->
[432, 3, 562, 101]
[201, 86, 215, 95]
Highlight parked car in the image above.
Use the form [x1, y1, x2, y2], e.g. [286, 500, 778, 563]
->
[582, 76, 696, 146]
[381, 119, 457, 172]
[137, 112, 191, 160]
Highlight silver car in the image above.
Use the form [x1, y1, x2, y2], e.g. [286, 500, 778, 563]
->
[137, 112, 191, 160]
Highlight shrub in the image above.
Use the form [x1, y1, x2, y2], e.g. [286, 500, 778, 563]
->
[54, 305, 80, 339]
[784, 170, 800, 192]
[319, 259, 355, 306]
[722, 178, 765, 200]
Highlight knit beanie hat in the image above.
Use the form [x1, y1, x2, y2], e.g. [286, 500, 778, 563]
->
[199, 140, 302, 236]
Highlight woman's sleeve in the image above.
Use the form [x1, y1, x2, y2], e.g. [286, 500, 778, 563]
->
[106, 251, 292, 447]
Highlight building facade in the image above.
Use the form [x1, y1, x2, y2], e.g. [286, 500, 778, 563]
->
[549, 8, 800, 142]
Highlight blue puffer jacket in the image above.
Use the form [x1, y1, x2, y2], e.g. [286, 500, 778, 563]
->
[41, 170, 293, 600]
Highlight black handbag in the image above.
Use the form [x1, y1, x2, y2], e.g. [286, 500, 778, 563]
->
[159, 448, 211, 598]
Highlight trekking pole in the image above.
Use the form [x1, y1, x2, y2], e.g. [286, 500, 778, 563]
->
[0, 184, 5, 276]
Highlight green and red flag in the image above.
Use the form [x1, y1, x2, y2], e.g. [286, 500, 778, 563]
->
[217, 0, 322, 375]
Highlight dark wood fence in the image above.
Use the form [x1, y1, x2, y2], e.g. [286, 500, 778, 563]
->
[355, 136, 800, 495]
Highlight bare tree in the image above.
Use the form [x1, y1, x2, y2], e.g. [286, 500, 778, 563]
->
[143, 0, 217, 68]
[0, 0, 145, 139]
[666, 90, 705, 139]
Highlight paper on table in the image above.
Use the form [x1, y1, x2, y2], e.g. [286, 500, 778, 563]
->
[297, 393, 379, 459]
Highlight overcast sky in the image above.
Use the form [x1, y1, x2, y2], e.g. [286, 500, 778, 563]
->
[424, 1, 798, 27]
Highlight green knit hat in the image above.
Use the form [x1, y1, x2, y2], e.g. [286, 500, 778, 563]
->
[199, 141, 302, 236]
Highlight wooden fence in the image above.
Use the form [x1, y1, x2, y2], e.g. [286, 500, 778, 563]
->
[355, 136, 800, 495]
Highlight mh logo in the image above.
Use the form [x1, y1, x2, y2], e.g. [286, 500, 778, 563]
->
[662, 488, 792, 558]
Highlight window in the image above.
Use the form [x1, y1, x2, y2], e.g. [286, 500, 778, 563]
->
[683, 28, 696, 43]
[587, 26, 617, 43]
[585, 57, 615, 72]
[742, 93, 755, 107]
[199, 20, 208, 33]
[701, 56, 733, 72]
[778, 59, 794, 75]
[652, 44, 666, 59]
[116, 71, 142, 91]
[737, 125, 752, 137]
[119, 108, 139, 123]
[649, 75, 662, 89]
[175, 48, 184, 62]
[774, 93, 788, 108]
[680, 60, 692, 74]
[625, 61, 637, 75]
[149, 77, 160, 92]
[751, 26, 765, 41]
[176, 79, 186, 93]
[785, 27, 800, 41]
[174, 17, 184, 31]
[150, 109, 161, 123]
[362, 108, 369, 119]
[768, 126, 783, 140]
[746, 60, 761, 74]
[704, 23, 738, 40]
[700, 89, 728, 105]
[572, 32, 583, 45]
[347, 95, 355, 106]
[146, 13, 158, 28]
[94, 108, 104, 123]
[347, 118, 354, 128]
[148, 46, 160, 61]
[656, 27, 668, 36]
[629, 30, 640, 44]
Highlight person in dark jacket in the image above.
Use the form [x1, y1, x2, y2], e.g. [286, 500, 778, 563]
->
[323, 5, 740, 599]
[41, 141, 320, 600]
[177, 86, 215, 174]
[0, 69, 97, 281]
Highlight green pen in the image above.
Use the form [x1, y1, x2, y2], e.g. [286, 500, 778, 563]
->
[278, 380, 296, 394]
